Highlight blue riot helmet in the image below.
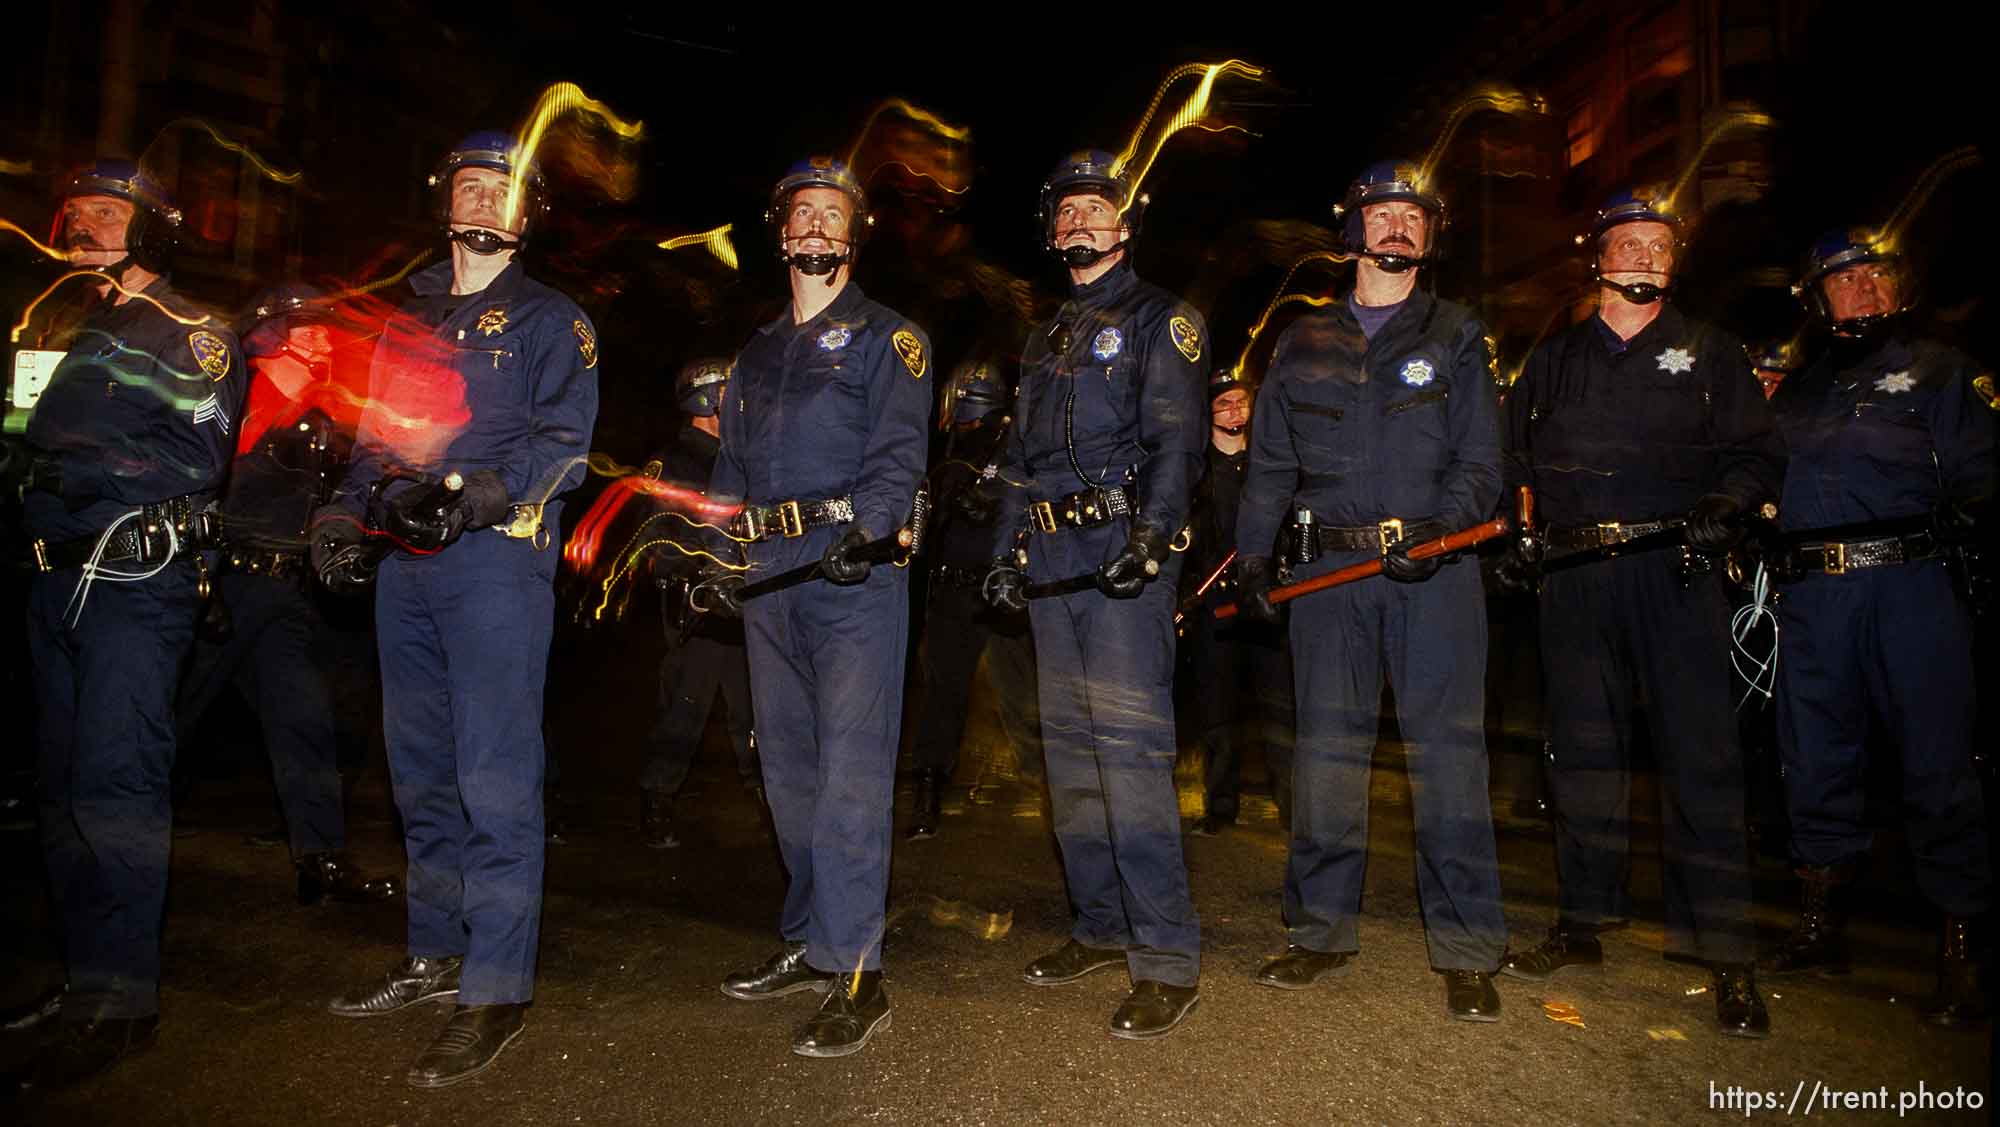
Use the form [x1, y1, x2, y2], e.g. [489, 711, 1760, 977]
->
[1577, 185, 1683, 304]
[944, 360, 1008, 427]
[765, 157, 872, 282]
[675, 356, 732, 417]
[1038, 149, 1145, 269]
[238, 281, 330, 362]
[428, 130, 547, 255]
[51, 158, 183, 274]
[1743, 337, 1801, 399]
[1208, 366, 1254, 434]
[1331, 160, 1445, 273]
[1792, 228, 1907, 337]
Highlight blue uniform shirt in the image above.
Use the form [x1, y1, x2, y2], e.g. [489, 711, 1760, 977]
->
[994, 259, 1207, 552]
[711, 281, 932, 543]
[1236, 290, 1500, 557]
[1772, 335, 1995, 532]
[342, 259, 599, 513]
[24, 276, 246, 541]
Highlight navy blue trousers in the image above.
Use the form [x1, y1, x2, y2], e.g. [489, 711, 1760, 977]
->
[1285, 554, 1505, 970]
[741, 531, 907, 974]
[178, 571, 344, 855]
[29, 561, 201, 1021]
[376, 532, 553, 1005]
[1539, 552, 1755, 964]
[1025, 525, 1199, 986]
[1776, 561, 1989, 915]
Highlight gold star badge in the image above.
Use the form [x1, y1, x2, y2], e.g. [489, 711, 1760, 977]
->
[476, 307, 509, 336]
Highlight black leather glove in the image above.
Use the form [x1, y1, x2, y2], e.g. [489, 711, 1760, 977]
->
[1097, 523, 1169, 598]
[820, 527, 873, 585]
[1232, 554, 1282, 624]
[1493, 536, 1540, 595]
[1685, 493, 1746, 551]
[1381, 543, 1442, 583]
[982, 558, 1028, 613]
[308, 505, 369, 587]
[457, 469, 513, 530]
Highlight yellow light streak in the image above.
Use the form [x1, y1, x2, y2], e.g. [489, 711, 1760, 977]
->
[1874, 145, 1982, 253]
[151, 118, 304, 184]
[12, 271, 212, 343]
[843, 98, 973, 169]
[507, 82, 646, 229]
[1231, 251, 1354, 372]
[658, 223, 739, 271]
[1661, 105, 1778, 216]
[1415, 84, 1547, 188]
[1113, 60, 1267, 209]
[0, 218, 71, 262]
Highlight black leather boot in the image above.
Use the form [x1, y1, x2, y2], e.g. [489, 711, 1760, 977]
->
[905, 770, 942, 841]
[791, 971, 890, 1058]
[328, 955, 463, 1017]
[1713, 963, 1771, 1038]
[720, 941, 834, 1001]
[1252, 945, 1353, 989]
[1759, 865, 1850, 976]
[1110, 980, 1200, 1039]
[296, 852, 400, 906]
[1920, 915, 1989, 1030]
[1443, 969, 1502, 1022]
[640, 789, 679, 850]
[406, 1003, 526, 1088]
[1021, 939, 1126, 986]
[1499, 922, 1603, 981]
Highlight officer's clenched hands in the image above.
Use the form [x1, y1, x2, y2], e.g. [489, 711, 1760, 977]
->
[1685, 492, 1745, 551]
[1097, 523, 1168, 598]
[1381, 545, 1442, 583]
[457, 470, 513, 530]
[820, 527, 873, 585]
[308, 505, 368, 586]
[982, 557, 1028, 613]
[1494, 535, 1539, 595]
[1231, 554, 1281, 624]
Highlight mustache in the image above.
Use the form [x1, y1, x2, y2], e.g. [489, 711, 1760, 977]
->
[1378, 234, 1416, 249]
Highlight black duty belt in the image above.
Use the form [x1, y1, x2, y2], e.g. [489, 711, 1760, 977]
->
[28, 494, 221, 573]
[1028, 485, 1133, 535]
[731, 495, 854, 542]
[1785, 530, 1939, 576]
[224, 548, 308, 580]
[1307, 518, 1443, 554]
[1545, 518, 1682, 555]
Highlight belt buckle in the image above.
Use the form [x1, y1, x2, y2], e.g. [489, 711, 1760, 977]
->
[1377, 518, 1405, 556]
[31, 538, 49, 573]
[777, 499, 804, 539]
[1030, 501, 1058, 534]
[1596, 520, 1622, 547]
[1825, 542, 1847, 575]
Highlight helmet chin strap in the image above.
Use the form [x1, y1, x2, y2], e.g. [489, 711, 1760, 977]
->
[1214, 423, 1247, 436]
[1051, 227, 1128, 269]
[1355, 248, 1426, 274]
[447, 227, 523, 255]
[780, 236, 854, 285]
[1595, 266, 1672, 305]
[1830, 309, 1900, 339]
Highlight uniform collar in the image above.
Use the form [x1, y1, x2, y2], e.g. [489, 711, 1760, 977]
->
[761, 279, 868, 336]
[408, 257, 527, 301]
[1592, 301, 1685, 357]
[1332, 286, 1432, 336]
[1070, 257, 1139, 307]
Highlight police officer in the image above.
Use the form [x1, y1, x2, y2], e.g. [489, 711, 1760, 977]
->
[1747, 339, 1801, 400]
[708, 158, 930, 1058]
[906, 358, 1043, 839]
[1759, 230, 1992, 1028]
[17, 160, 245, 1090]
[316, 132, 598, 1086]
[1183, 366, 1293, 837]
[176, 283, 397, 905]
[638, 357, 755, 850]
[982, 150, 1205, 1039]
[1230, 162, 1506, 1021]
[1497, 188, 1786, 1038]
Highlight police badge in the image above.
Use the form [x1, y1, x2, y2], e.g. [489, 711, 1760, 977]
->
[476, 307, 510, 336]
[573, 319, 598, 369]
[1169, 316, 1201, 363]
[188, 330, 231, 380]
[1400, 357, 1435, 387]
[1092, 327, 1123, 361]
[818, 326, 852, 351]
[892, 329, 926, 379]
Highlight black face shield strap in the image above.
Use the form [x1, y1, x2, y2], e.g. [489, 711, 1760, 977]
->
[447, 227, 523, 255]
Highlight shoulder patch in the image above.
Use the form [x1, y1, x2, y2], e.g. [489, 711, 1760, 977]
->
[1169, 315, 1201, 363]
[188, 330, 231, 380]
[892, 329, 926, 379]
[573, 319, 598, 369]
[1974, 373, 1998, 412]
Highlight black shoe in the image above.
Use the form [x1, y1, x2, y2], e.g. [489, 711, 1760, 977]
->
[721, 941, 834, 1001]
[1109, 981, 1199, 1040]
[1920, 915, 1989, 1030]
[17, 1015, 158, 1093]
[640, 790, 679, 850]
[296, 852, 400, 906]
[1253, 945, 1353, 989]
[905, 769, 942, 841]
[1498, 924, 1603, 981]
[328, 955, 463, 1017]
[406, 1003, 526, 1088]
[1, 983, 65, 1032]
[1759, 865, 1850, 977]
[1443, 969, 1502, 1022]
[1187, 813, 1230, 838]
[1713, 964, 1771, 1039]
[791, 971, 890, 1058]
[1022, 939, 1126, 986]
